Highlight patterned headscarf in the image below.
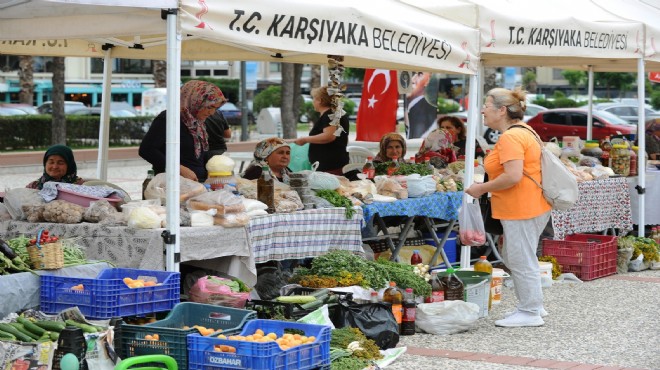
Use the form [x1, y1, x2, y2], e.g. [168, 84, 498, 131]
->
[375, 133, 407, 162]
[421, 128, 455, 152]
[180, 80, 227, 158]
[33, 144, 81, 190]
[246, 137, 291, 182]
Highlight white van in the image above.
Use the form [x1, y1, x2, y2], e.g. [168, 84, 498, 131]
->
[140, 88, 167, 116]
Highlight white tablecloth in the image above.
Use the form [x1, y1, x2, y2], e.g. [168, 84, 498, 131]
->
[627, 171, 660, 226]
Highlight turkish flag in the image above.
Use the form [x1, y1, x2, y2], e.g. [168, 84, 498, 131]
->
[355, 69, 399, 142]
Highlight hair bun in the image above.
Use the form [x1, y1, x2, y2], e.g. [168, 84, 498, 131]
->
[520, 100, 527, 111]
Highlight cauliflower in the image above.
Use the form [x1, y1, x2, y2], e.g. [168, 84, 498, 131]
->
[42, 200, 84, 223]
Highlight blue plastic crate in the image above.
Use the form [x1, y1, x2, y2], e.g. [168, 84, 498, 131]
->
[422, 230, 458, 265]
[119, 303, 257, 370]
[40, 268, 180, 319]
[187, 319, 331, 370]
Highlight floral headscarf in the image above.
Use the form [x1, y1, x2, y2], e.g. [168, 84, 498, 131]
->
[374, 133, 407, 163]
[180, 80, 227, 158]
[421, 128, 455, 152]
[246, 137, 291, 182]
[32, 144, 82, 190]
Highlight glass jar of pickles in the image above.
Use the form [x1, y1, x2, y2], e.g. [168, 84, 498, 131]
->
[609, 144, 630, 176]
[580, 142, 603, 159]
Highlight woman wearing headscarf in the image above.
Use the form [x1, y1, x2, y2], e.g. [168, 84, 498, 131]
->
[437, 115, 485, 158]
[373, 132, 407, 164]
[26, 144, 85, 190]
[139, 80, 226, 182]
[242, 137, 292, 183]
[416, 127, 457, 165]
[643, 118, 660, 160]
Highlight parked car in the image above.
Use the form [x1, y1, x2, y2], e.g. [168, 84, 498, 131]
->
[523, 103, 548, 122]
[93, 101, 138, 115]
[592, 103, 659, 124]
[526, 108, 636, 141]
[218, 102, 254, 126]
[0, 104, 38, 115]
[0, 107, 28, 116]
[69, 107, 137, 117]
[37, 101, 86, 114]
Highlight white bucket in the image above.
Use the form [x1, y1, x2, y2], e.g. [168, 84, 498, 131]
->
[539, 261, 553, 278]
[491, 268, 509, 305]
[464, 279, 491, 318]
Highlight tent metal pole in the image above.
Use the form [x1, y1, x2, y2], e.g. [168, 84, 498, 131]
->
[96, 46, 113, 181]
[165, 8, 182, 272]
[636, 57, 645, 236]
[460, 72, 481, 269]
[586, 66, 594, 141]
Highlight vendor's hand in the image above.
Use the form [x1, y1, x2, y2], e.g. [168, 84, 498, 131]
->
[465, 183, 487, 198]
[180, 165, 198, 182]
[294, 137, 307, 146]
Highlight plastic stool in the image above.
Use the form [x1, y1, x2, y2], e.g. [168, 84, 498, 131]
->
[114, 355, 178, 370]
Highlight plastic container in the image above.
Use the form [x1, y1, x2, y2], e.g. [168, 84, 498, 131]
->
[52, 327, 87, 370]
[55, 187, 123, 209]
[426, 271, 445, 303]
[473, 256, 493, 310]
[609, 144, 631, 176]
[382, 281, 403, 331]
[422, 230, 458, 266]
[401, 288, 416, 336]
[440, 267, 464, 302]
[580, 142, 603, 159]
[387, 157, 400, 176]
[257, 165, 275, 213]
[40, 268, 180, 319]
[362, 156, 375, 179]
[205, 172, 236, 191]
[539, 261, 553, 279]
[542, 234, 617, 281]
[410, 250, 423, 265]
[187, 319, 331, 370]
[118, 303, 256, 370]
[490, 268, 509, 305]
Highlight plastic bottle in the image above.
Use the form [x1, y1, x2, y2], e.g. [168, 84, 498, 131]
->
[362, 156, 376, 180]
[387, 157, 400, 176]
[411, 250, 423, 265]
[401, 288, 416, 336]
[257, 165, 275, 214]
[142, 169, 154, 200]
[370, 291, 379, 303]
[473, 256, 493, 310]
[426, 271, 445, 303]
[441, 267, 464, 301]
[382, 281, 403, 331]
[409, 156, 417, 164]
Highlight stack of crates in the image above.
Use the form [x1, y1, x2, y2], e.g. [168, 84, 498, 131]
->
[543, 234, 617, 281]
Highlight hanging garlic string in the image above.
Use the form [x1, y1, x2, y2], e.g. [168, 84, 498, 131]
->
[327, 55, 347, 136]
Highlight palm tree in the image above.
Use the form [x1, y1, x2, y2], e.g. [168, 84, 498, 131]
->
[51, 57, 66, 145]
[18, 56, 34, 105]
[153, 60, 166, 87]
[281, 63, 303, 138]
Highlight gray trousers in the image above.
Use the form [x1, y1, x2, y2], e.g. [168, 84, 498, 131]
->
[501, 211, 551, 315]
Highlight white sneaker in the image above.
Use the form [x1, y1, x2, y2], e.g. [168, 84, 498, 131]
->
[504, 307, 548, 318]
[495, 311, 544, 327]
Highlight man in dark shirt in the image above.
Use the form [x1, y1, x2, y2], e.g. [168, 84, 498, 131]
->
[205, 110, 232, 157]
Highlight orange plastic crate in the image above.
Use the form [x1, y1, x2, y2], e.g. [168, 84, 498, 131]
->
[542, 234, 617, 281]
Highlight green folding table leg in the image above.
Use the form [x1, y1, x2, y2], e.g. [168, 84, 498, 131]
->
[114, 355, 178, 370]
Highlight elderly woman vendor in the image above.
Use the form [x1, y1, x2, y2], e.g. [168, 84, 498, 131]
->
[242, 137, 292, 183]
[373, 133, 407, 164]
[26, 144, 85, 189]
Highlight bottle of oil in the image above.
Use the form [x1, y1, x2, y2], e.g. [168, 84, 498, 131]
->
[425, 271, 445, 303]
[473, 256, 493, 310]
[257, 165, 275, 213]
[383, 281, 403, 332]
[401, 288, 416, 336]
[142, 169, 154, 200]
[441, 267, 464, 301]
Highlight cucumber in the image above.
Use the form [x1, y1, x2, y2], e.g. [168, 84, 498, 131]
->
[34, 320, 65, 333]
[65, 319, 98, 333]
[275, 295, 316, 304]
[49, 331, 60, 341]
[16, 317, 46, 337]
[300, 298, 324, 310]
[0, 323, 33, 342]
[0, 330, 17, 341]
[309, 288, 330, 298]
[9, 323, 40, 340]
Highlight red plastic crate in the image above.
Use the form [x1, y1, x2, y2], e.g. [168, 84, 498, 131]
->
[542, 234, 617, 281]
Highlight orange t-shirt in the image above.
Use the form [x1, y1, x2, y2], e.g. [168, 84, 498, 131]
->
[484, 124, 551, 220]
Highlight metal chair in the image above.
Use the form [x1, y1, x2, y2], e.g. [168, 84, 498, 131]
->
[346, 146, 374, 164]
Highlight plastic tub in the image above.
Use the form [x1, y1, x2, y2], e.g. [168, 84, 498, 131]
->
[491, 268, 509, 305]
[56, 187, 123, 209]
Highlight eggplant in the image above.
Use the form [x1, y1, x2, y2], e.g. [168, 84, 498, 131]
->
[0, 238, 17, 260]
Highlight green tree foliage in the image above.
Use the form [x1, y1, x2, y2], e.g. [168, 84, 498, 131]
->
[594, 72, 635, 98]
[651, 90, 660, 110]
[561, 70, 587, 96]
[522, 70, 538, 92]
[253, 85, 282, 113]
[181, 77, 240, 103]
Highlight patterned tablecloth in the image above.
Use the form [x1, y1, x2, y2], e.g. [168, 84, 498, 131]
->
[247, 207, 364, 264]
[0, 221, 257, 286]
[551, 177, 633, 240]
[361, 191, 463, 224]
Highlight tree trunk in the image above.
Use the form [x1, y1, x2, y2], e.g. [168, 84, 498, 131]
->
[293, 64, 303, 125]
[153, 60, 167, 88]
[51, 57, 66, 145]
[483, 67, 498, 94]
[309, 64, 321, 92]
[281, 63, 297, 138]
[18, 56, 34, 105]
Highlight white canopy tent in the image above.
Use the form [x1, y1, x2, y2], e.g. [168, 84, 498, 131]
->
[404, 0, 652, 266]
[0, 0, 480, 271]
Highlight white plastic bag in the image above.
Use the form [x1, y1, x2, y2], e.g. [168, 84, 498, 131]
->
[127, 207, 162, 229]
[415, 301, 480, 335]
[458, 200, 486, 246]
[305, 163, 341, 190]
[406, 174, 437, 198]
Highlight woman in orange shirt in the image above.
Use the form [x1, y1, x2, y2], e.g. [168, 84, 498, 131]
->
[465, 87, 551, 328]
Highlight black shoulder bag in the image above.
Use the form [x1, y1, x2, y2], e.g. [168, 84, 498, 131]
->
[479, 172, 504, 235]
